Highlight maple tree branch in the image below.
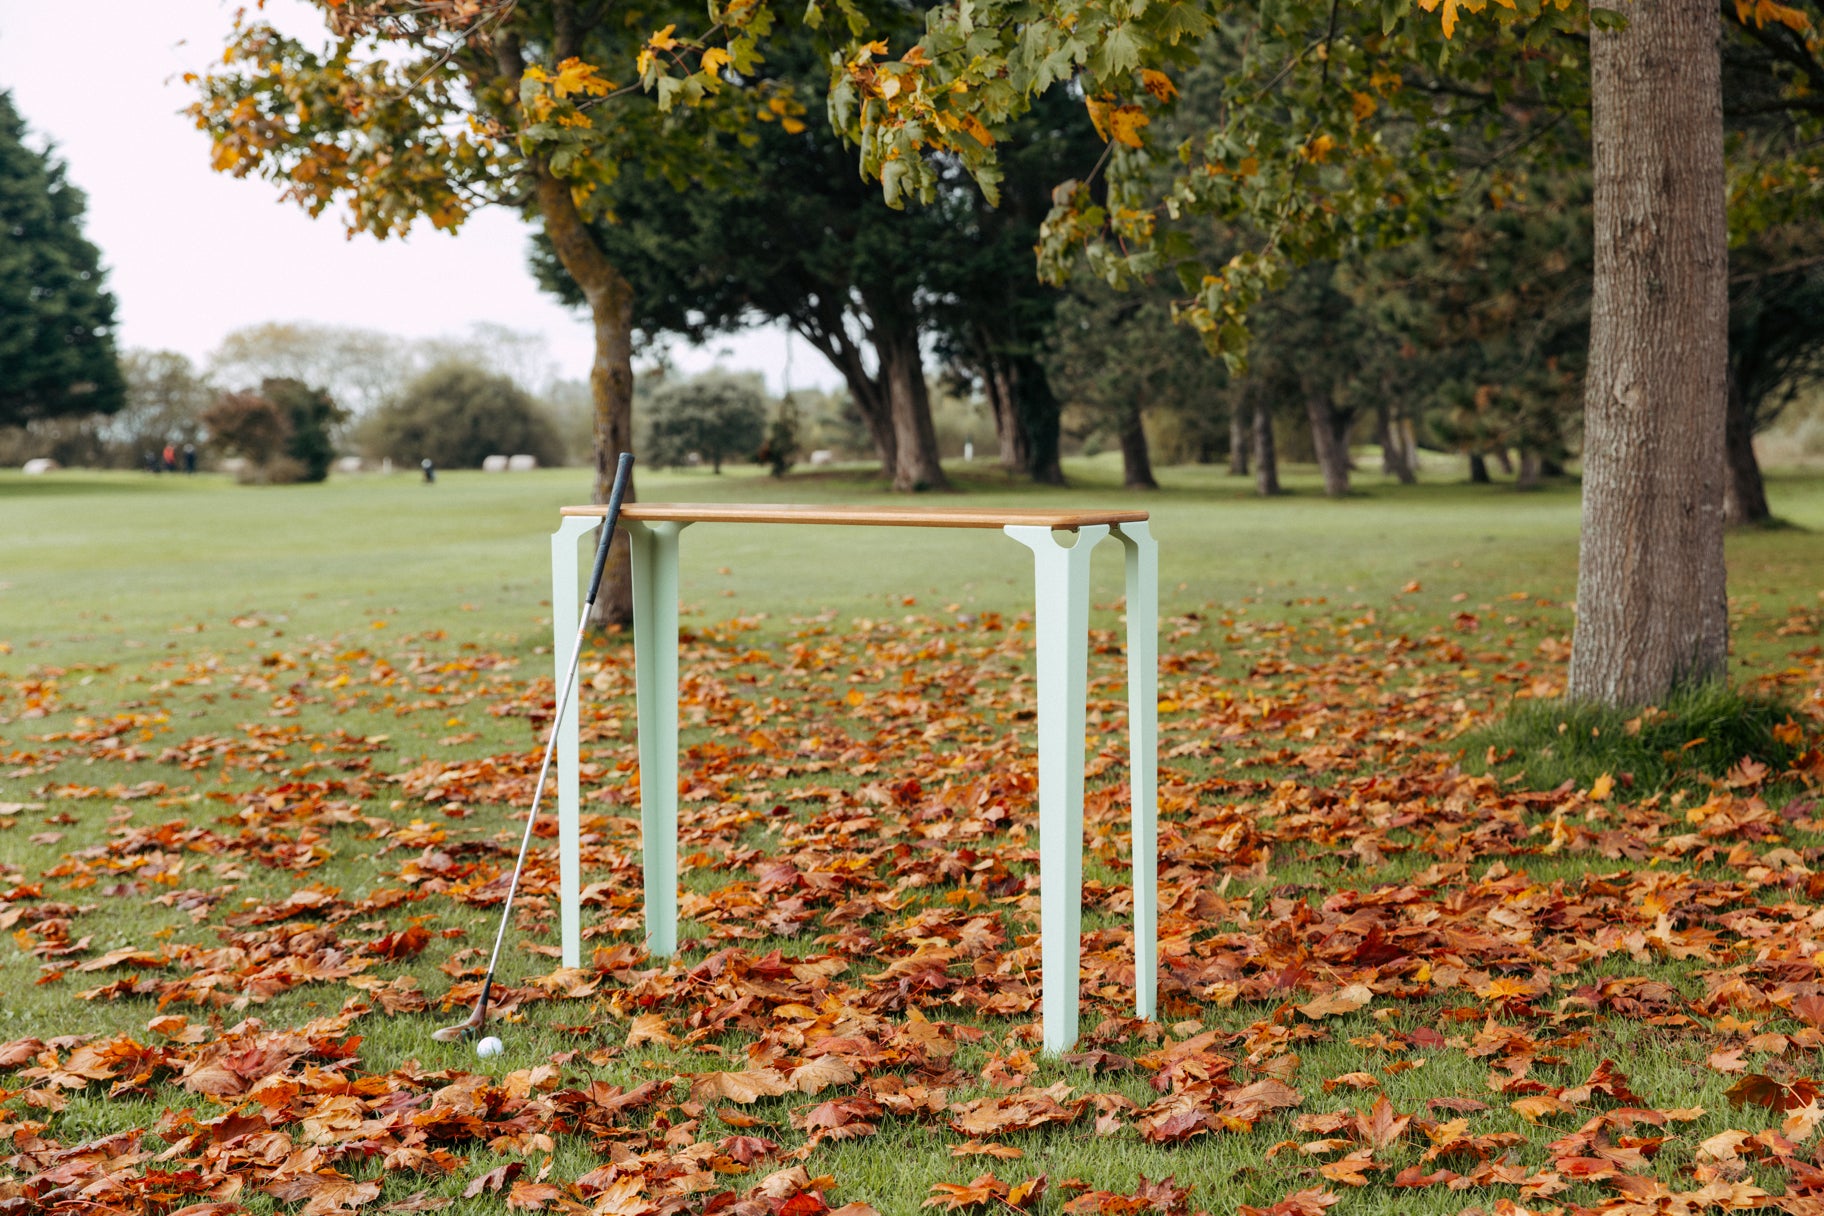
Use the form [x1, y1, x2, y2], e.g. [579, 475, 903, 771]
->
[1731, 252, 1824, 284]
[395, 0, 519, 99]
[1723, 2, 1824, 104]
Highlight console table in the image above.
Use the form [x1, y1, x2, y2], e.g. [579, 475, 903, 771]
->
[549, 504, 1158, 1052]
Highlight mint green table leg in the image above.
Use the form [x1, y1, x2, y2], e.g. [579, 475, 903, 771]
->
[627, 519, 687, 958]
[552, 515, 598, 969]
[1005, 523, 1109, 1054]
[1113, 522, 1159, 1021]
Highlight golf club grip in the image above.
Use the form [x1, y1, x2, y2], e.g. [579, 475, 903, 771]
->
[584, 453, 635, 606]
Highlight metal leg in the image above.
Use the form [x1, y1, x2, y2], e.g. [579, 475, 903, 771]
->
[627, 519, 687, 957]
[552, 515, 598, 969]
[1113, 522, 1159, 1022]
[1004, 523, 1108, 1054]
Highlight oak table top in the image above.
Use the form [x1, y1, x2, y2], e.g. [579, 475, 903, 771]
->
[559, 503, 1149, 530]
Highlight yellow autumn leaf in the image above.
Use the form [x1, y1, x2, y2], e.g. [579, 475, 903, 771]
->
[1302, 132, 1337, 162]
[701, 46, 732, 75]
[1108, 104, 1149, 148]
[550, 57, 611, 99]
[1084, 95, 1113, 141]
[781, 117, 807, 134]
[647, 23, 679, 51]
[1351, 91, 1378, 122]
[1139, 68, 1177, 102]
[953, 111, 995, 147]
[1589, 772, 1614, 801]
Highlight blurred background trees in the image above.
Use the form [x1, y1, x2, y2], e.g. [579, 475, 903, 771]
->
[0, 91, 122, 438]
[3, 12, 1821, 574]
[358, 364, 563, 472]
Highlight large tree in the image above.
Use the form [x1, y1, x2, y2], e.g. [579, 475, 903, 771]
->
[758, 0, 1819, 707]
[191, 2, 762, 624]
[528, 44, 958, 492]
[0, 91, 123, 427]
[533, 45, 1100, 490]
[1566, 0, 1729, 704]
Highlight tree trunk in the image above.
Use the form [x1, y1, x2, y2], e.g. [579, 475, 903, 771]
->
[1568, 0, 1729, 706]
[1516, 449, 1542, 490]
[1723, 374, 1771, 525]
[792, 320, 896, 479]
[983, 357, 1029, 473]
[1228, 405, 1251, 476]
[1119, 404, 1157, 489]
[1468, 452, 1491, 483]
[1012, 354, 1064, 486]
[1378, 403, 1416, 484]
[1253, 401, 1280, 496]
[537, 168, 635, 629]
[878, 329, 949, 491]
[1305, 391, 1350, 498]
[1492, 448, 1515, 475]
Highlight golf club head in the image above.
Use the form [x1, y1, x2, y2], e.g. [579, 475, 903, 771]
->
[430, 1017, 481, 1043]
[431, 979, 491, 1041]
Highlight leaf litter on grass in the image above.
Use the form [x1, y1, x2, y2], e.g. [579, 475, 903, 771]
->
[0, 598, 1821, 1215]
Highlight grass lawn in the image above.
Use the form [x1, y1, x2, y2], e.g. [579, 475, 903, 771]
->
[1, 456, 1822, 1216]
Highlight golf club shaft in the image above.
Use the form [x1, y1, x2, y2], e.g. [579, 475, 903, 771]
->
[472, 453, 634, 1018]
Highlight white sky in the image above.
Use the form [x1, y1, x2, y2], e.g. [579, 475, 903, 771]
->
[0, 0, 838, 393]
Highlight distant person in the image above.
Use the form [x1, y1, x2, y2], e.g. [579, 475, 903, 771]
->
[182, 444, 196, 474]
[421, 458, 435, 484]
[162, 443, 178, 472]
[143, 450, 158, 474]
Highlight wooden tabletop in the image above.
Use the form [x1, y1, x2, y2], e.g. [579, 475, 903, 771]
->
[560, 503, 1149, 529]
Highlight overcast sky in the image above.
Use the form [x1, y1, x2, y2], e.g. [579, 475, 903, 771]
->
[0, 0, 835, 392]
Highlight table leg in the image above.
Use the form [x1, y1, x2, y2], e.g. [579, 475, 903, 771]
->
[1113, 522, 1159, 1022]
[627, 519, 687, 958]
[552, 515, 598, 969]
[1004, 523, 1109, 1054]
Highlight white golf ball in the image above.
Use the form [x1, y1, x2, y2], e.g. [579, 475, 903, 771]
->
[475, 1035, 504, 1059]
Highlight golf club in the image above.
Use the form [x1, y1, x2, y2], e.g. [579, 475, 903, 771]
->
[432, 451, 634, 1043]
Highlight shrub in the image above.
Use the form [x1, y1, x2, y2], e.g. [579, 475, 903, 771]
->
[644, 372, 767, 473]
[359, 362, 563, 469]
[756, 398, 801, 477]
[201, 391, 291, 471]
[262, 378, 344, 483]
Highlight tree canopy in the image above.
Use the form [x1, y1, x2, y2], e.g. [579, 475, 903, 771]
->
[0, 91, 123, 427]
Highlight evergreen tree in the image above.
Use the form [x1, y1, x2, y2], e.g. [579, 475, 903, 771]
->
[261, 378, 346, 483]
[0, 92, 123, 426]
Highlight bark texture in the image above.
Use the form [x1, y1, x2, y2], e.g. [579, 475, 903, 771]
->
[1228, 406, 1251, 476]
[1253, 402, 1281, 496]
[1377, 404, 1417, 484]
[878, 330, 949, 491]
[1723, 376, 1771, 525]
[1568, 0, 1729, 705]
[538, 168, 635, 628]
[1304, 392, 1351, 498]
[1516, 449, 1542, 491]
[976, 349, 1064, 485]
[1119, 405, 1157, 489]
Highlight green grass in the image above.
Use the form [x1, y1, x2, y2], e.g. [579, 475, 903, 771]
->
[1464, 681, 1807, 794]
[2, 456, 1824, 1215]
